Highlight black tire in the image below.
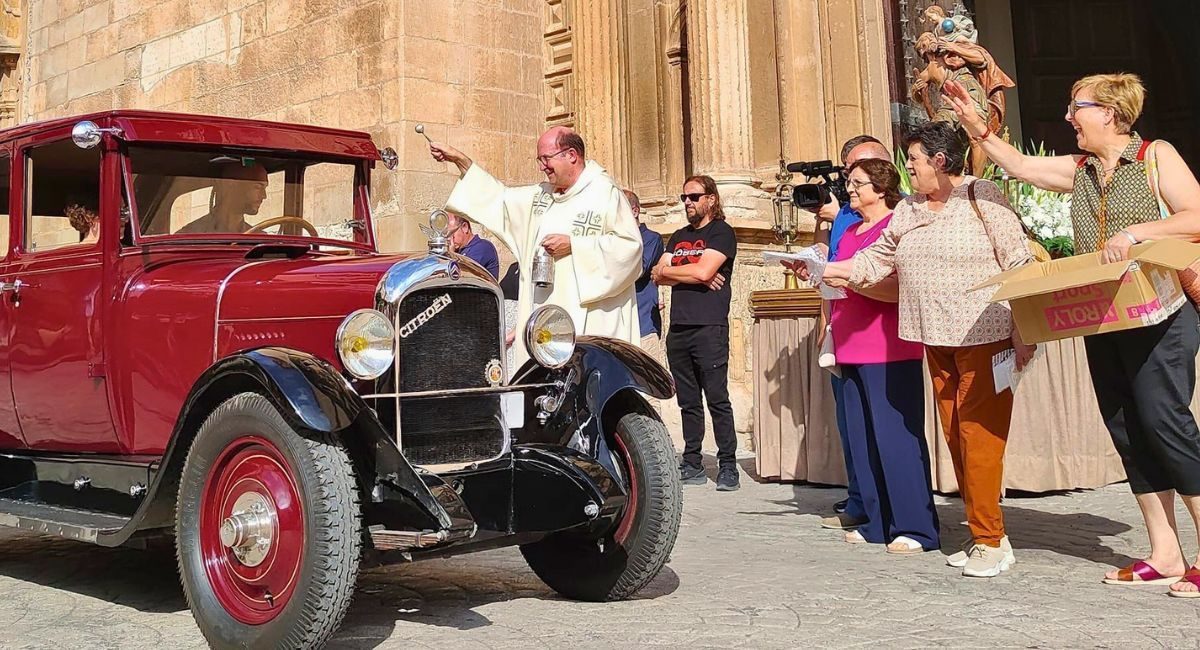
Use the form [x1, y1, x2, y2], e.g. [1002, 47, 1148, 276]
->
[175, 392, 362, 649]
[520, 412, 682, 601]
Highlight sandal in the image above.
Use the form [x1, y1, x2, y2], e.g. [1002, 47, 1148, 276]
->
[886, 535, 926, 555]
[844, 530, 867, 544]
[1101, 560, 1182, 586]
[1168, 567, 1200, 598]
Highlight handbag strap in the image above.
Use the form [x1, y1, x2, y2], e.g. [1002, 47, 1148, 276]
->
[968, 180, 1049, 263]
[1144, 140, 1172, 218]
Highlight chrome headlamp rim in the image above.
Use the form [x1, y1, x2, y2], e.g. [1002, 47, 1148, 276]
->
[336, 308, 396, 380]
[524, 304, 576, 369]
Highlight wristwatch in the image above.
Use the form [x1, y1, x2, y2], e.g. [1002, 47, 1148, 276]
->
[1118, 229, 1138, 245]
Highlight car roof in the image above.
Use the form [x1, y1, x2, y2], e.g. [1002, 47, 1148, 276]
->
[0, 110, 382, 160]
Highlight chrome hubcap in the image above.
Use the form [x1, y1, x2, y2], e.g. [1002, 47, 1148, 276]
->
[219, 492, 275, 567]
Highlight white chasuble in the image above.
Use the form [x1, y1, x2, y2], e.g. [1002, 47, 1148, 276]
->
[446, 160, 643, 368]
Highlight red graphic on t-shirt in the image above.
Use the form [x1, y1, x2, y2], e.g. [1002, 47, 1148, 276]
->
[671, 239, 705, 266]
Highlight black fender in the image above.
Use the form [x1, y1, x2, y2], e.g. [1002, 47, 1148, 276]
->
[512, 336, 674, 474]
[99, 347, 470, 546]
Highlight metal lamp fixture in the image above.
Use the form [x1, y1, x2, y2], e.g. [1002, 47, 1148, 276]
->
[770, 160, 801, 290]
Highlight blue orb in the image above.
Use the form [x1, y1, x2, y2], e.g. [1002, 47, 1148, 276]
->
[942, 18, 955, 33]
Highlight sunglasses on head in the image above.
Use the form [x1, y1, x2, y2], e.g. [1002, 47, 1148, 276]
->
[680, 192, 710, 203]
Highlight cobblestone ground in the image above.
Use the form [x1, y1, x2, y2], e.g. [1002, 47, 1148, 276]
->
[0, 456, 1198, 649]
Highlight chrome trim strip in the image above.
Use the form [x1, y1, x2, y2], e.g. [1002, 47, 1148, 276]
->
[218, 314, 348, 324]
[360, 382, 553, 400]
[212, 260, 272, 362]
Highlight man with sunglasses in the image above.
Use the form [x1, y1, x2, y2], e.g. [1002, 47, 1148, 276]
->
[429, 127, 643, 367]
[652, 175, 739, 491]
[447, 211, 500, 279]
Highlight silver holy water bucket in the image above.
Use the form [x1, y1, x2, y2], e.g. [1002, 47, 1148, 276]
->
[531, 247, 555, 289]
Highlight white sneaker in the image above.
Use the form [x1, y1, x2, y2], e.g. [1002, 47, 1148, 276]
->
[962, 543, 1015, 578]
[947, 536, 1014, 568]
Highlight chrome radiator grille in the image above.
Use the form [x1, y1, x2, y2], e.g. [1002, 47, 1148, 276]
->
[386, 285, 506, 467]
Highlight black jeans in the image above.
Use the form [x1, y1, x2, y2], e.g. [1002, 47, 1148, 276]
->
[1085, 303, 1200, 495]
[667, 324, 737, 468]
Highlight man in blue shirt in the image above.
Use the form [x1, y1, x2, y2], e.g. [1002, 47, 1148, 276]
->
[816, 135, 892, 530]
[448, 211, 500, 279]
[625, 190, 666, 366]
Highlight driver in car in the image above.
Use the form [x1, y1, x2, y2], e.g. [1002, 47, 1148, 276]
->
[178, 162, 269, 234]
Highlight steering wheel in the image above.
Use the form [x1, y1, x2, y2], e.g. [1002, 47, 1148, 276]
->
[245, 216, 319, 237]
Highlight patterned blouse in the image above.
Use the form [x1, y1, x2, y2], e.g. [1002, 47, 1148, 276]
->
[1070, 132, 1161, 254]
[849, 178, 1033, 347]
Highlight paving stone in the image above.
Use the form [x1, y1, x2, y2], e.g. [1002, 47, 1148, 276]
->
[0, 458, 1196, 648]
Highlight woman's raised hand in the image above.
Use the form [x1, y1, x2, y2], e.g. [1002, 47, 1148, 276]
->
[942, 80, 989, 139]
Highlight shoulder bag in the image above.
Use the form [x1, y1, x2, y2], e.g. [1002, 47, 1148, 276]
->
[1145, 141, 1200, 304]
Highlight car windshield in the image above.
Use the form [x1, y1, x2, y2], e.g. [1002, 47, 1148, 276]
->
[127, 146, 365, 244]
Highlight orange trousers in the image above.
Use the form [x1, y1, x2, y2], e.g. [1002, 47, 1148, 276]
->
[925, 340, 1015, 547]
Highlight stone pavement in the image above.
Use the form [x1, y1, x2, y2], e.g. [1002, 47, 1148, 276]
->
[0, 457, 1197, 649]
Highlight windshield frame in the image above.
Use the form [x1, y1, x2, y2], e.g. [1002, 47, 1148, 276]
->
[120, 143, 377, 253]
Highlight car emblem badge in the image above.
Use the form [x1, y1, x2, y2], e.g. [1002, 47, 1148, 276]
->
[447, 261, 461, 281]
[398, 293, 452, 339]
[485, 359, 503, 386]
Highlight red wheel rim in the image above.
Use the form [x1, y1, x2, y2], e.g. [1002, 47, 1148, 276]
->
[199, 436, 305, 625]
[613, 434, 638, 545]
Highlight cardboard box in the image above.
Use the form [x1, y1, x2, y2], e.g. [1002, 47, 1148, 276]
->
[974, 239, 1200, 344]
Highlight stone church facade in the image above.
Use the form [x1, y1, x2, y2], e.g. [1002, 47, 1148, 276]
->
[7, 0, 893, 442]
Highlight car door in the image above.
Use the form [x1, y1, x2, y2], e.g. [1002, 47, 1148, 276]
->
[7, 134, 119, 452]
[0, 149, 24, 449]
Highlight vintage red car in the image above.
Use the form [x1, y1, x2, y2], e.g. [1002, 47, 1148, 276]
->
[0, 111, 680, 648]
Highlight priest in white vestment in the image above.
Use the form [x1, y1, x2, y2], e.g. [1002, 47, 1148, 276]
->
[430, 127, 643, 367]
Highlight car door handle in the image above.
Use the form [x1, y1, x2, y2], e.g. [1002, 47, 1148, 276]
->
[0, 279, 28, 293]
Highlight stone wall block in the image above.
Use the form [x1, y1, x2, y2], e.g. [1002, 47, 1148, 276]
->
[465, 87, 508, 133]
[238, 3, 266, 44]
[403, 37, 470, 86]
[402, 77, 466, 126]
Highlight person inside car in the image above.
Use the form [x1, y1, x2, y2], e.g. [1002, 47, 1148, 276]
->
[178, 162, 269, 234]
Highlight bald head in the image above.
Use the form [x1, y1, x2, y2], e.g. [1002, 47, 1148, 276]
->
[845, 141, 890, 166]
[536, 126, 586, 192]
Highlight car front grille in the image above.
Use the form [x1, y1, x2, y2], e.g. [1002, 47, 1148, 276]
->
[383, 284, 507, 467]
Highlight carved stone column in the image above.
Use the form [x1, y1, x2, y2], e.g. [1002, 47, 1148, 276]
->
[684, 0, 766, 216]
[570, 0, 630, 184]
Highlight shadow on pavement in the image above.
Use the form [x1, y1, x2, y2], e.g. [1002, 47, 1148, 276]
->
[0, 529, 681, 649]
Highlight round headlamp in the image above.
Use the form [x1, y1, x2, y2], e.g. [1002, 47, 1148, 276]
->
[336, 309, 395, 379]
[524, 305, 576, 368]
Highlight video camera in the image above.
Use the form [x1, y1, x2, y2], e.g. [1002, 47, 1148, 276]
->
[785, 160, 849, 210]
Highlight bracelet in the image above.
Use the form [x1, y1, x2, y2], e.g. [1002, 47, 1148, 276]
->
[1118, 229, 1139, 245]
[968, 129, 992, 145]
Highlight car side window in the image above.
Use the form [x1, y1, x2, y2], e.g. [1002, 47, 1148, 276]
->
[0, 156, 10, 259]
[24, 140, 101, 253]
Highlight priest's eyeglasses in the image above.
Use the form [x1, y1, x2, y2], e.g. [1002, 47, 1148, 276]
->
[536, 149, 570, 165]
[680, 192, 710, 203]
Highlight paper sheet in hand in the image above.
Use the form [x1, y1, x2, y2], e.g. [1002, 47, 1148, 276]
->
[762, 247, 846, 299]
[992, 349, 1016, 394]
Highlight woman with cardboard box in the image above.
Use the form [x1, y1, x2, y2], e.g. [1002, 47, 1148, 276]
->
[945, 73, 1200, 597]
[798, 121, 1035, 578]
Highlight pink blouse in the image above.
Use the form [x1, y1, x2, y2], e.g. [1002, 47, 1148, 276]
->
[831, 214, 924, 364]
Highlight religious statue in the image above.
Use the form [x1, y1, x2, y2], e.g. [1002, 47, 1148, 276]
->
[911, 5, 1016, 174]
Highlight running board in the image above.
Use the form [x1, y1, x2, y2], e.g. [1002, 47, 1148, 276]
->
[0, 497, 131, 544]
[368, 525, 474, 551]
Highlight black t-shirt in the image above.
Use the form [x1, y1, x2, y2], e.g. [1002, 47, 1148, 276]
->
[666, 219, 737, 326]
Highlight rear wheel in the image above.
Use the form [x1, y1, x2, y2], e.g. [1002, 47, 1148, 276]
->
[520, 412, 681, 601]
[175, 392, 361, 649]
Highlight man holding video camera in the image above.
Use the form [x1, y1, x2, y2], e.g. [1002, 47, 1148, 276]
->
[809, 135, 893, 530]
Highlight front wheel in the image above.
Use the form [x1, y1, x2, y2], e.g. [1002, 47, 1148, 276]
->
[521, 412, 682, 601]
[175, 392, 362, 649]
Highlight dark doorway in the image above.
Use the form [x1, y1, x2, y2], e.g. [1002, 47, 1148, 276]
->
[1011, 0, 1199, 167]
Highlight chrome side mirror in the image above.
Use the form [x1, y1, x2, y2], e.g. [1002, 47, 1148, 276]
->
[379, 146, 398, 170]
[72, 121, 122, 149]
